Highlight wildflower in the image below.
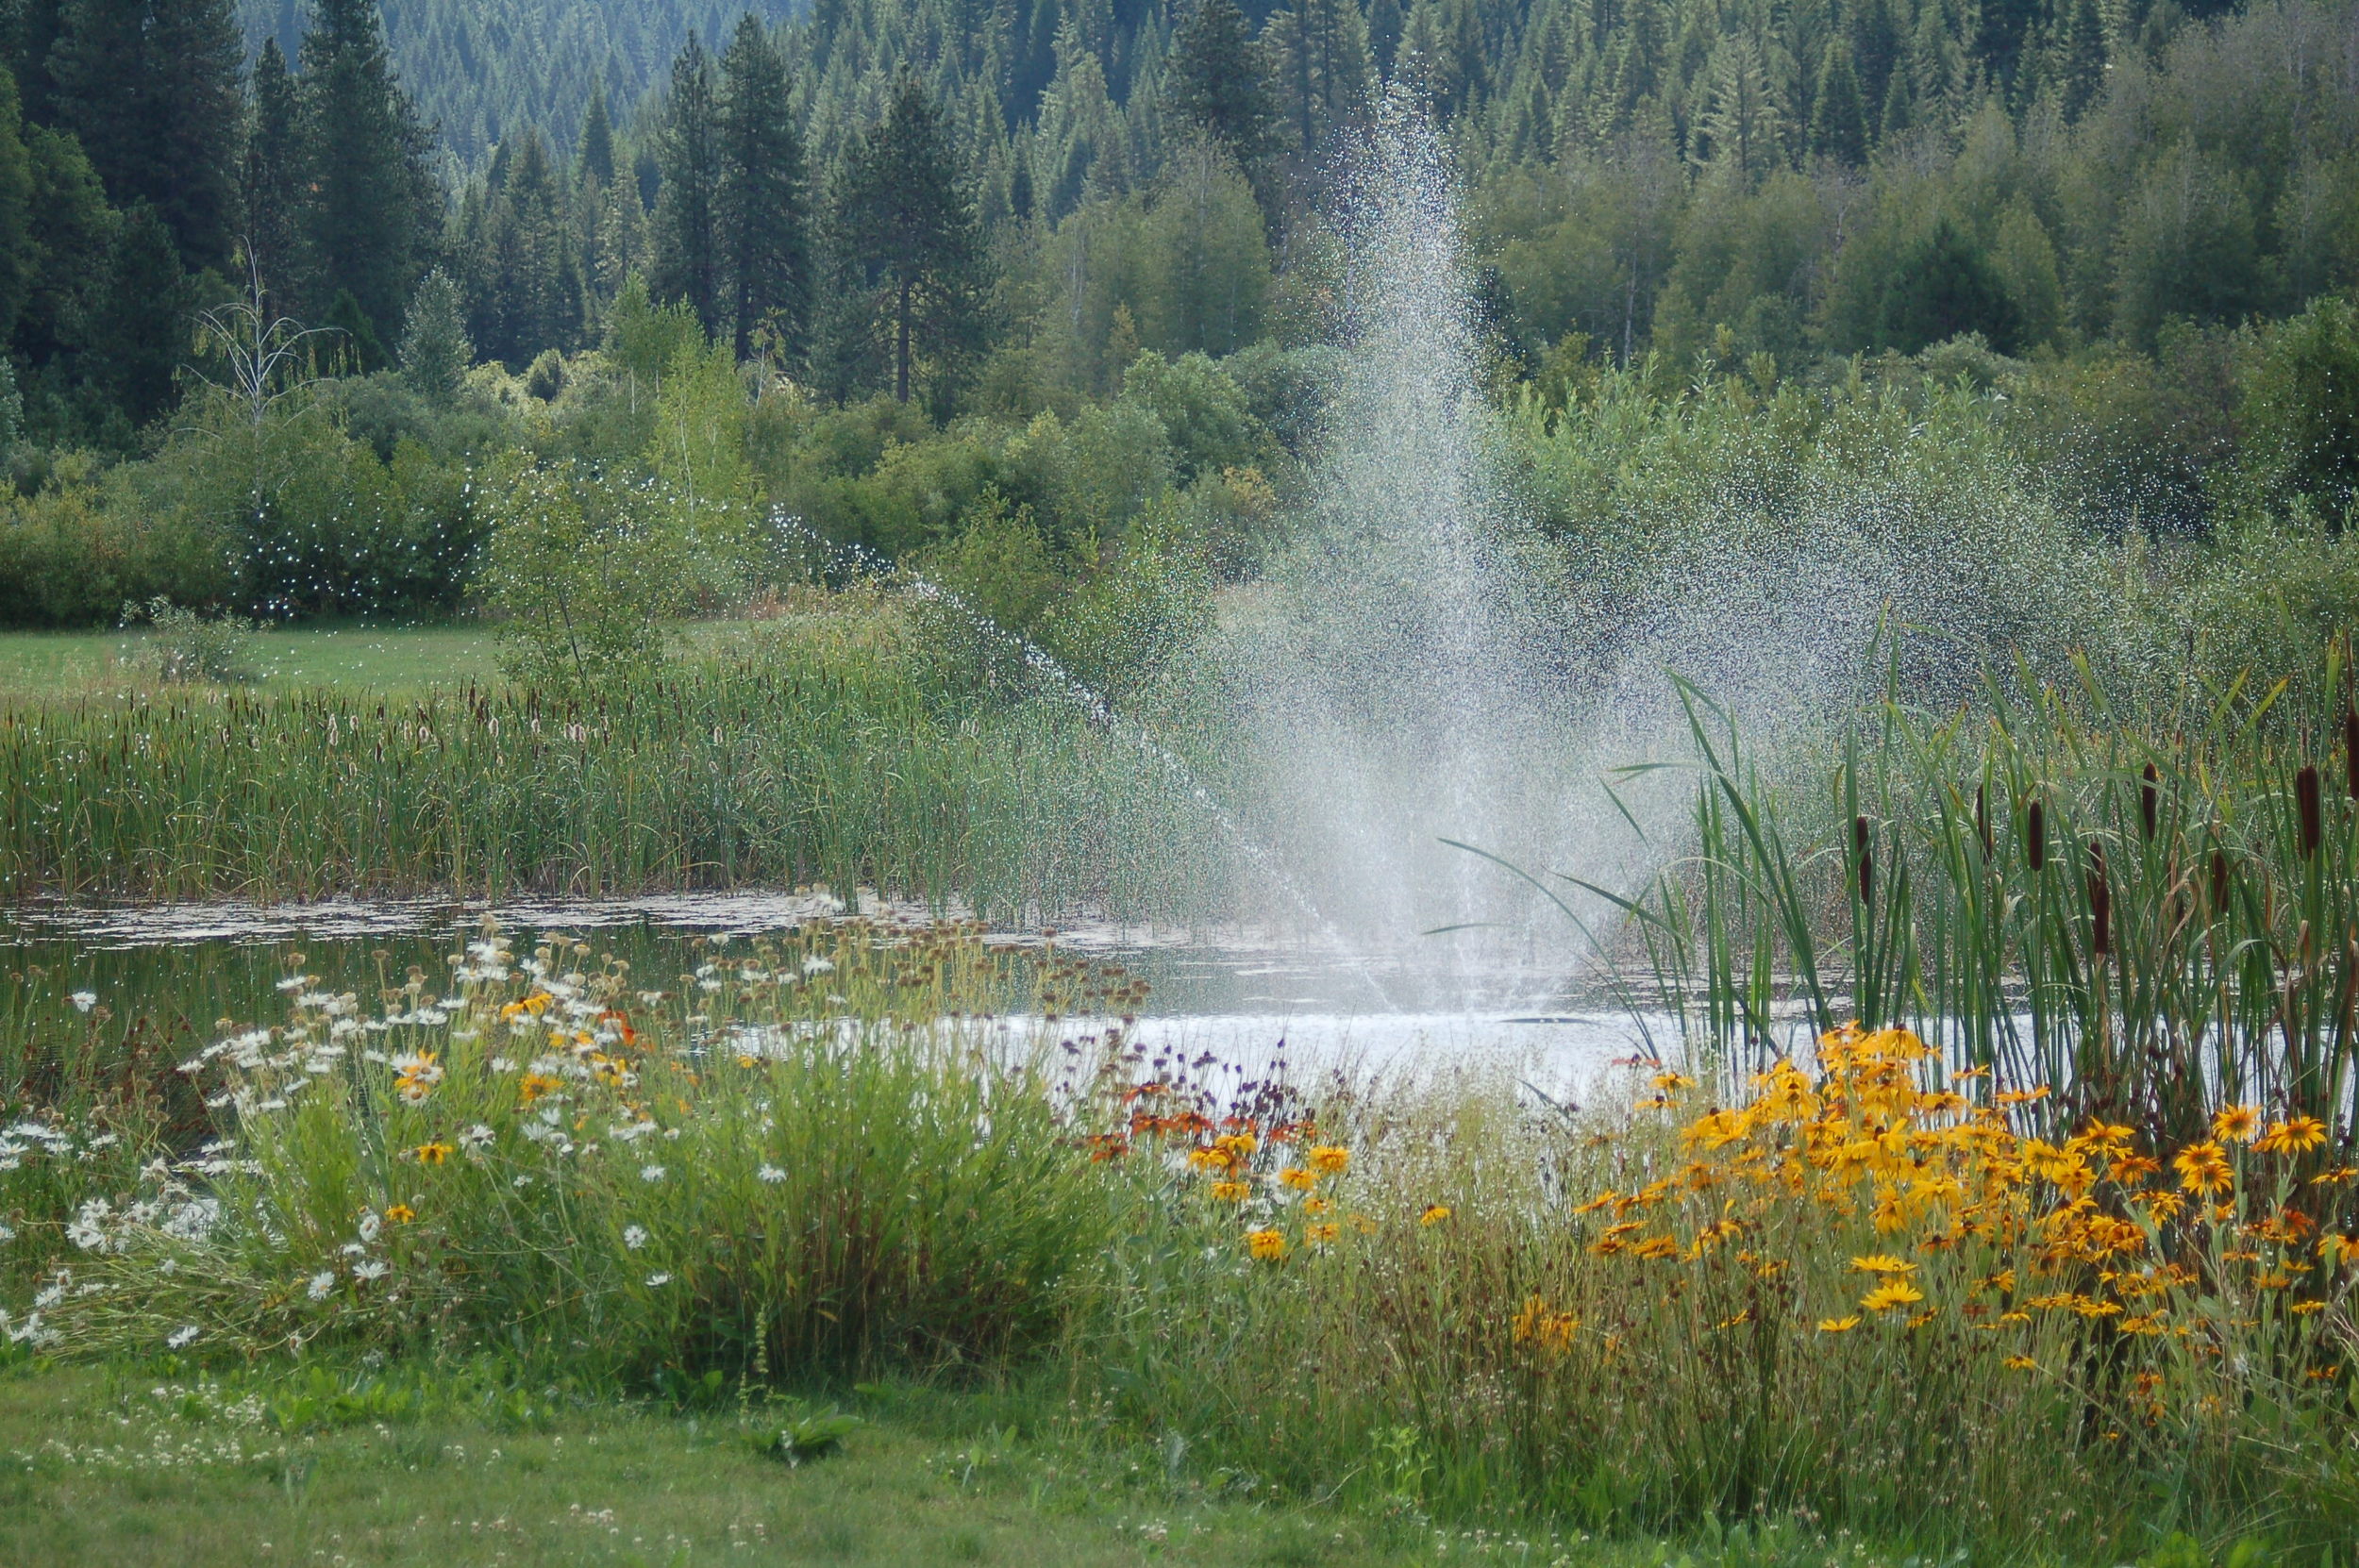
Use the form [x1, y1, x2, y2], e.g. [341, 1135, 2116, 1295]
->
[519, 1073, 563, 1105]
[68, 992, 97, 1012]
[1279, 1167, 1318, 1191]
[384, 1204, 416, 1224]
[1246, 1228, 1287, 1262]
[2258, 1115, 2329, 1155]
[757, 1163, 787, 1184]
[1850, 1254, 1917, 1276]
[623, 1225, 649, 1251]
[1651, 1072, 1697, 1093]
[459, 1125, 495, 1152]
[1304, 1195, 1333, 1216]
[1816, 1316, 1861, 1333]
[1213, 1131, 1258, 1161]
[1209, 1180, 1250, 1203]
[412, 1142, 453, 1166]
[1305, 1223, 1339, 1245]
[392, 1051, 443, 1104]
[1419, 1205, 1452, 1227]
[1861, 1281, 1926, 1313]
[1187, 1147, 1230, 1174]
[1308, 1144, 1350, 1176]
[1631, 1234, 1679, 1260]
[2212, 1106, 2263, 1144]
[2173, 1142, 2234, 1196]
[645, 1272, 672, 1287]
[641, 1164, 666, 1182]
[165, 1326, 200, 1350]
[2003, 1356, 2039, 1371]
[352, 1260, 388, 1281]
[306, 1271, 336, 1301]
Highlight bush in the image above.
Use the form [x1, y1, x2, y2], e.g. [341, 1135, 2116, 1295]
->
[0, 459, 232, 627]
[478, 456, 693, 692]
[118, 596, 260, 684]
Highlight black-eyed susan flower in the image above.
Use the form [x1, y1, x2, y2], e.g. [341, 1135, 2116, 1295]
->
[1418, 1204, 1451, 1226]
[1816, 1316, 1861, 1333]
[2211, 1105, 2263, 1144]
[1245, 1228, 1286, 1261]
[1307, 1144, 1350, 1176]
[2257, 1115, 2328, 1154]
[2173, 1141, 2233, 1196]
[1861, 1280, 1926, 1312]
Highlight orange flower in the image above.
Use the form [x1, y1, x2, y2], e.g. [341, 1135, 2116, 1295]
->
[384, 1203, 416, 1224]
[1278, 1167, 1319, 1192]
[1208, 1179, 1250, 1203]
[1418, 1205, 1452, 1227]
[1245, 1228, 1287, 1262]
[1307, 1144, 1350, 1176]
[2173, 1141, 2233, 1196]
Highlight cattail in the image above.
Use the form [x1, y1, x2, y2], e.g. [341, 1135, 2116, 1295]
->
[2088, 843, 2111, 957]
[2211, 848, 2231, 912]
[1855, 815, 1873, 904]
[2298, 765, 2323, 858]
[2345, 705, 2358, 803]
[2140, 762, 2159, 841]
[2027, 799, 2047, 872]
[1975, 783, 1992, 857]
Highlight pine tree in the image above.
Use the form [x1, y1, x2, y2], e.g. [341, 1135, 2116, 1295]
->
[299, 0, 439, 352]
[466, 129, 583, 366]
[1265, 0, 1372, 156]
[716, 14, 810, 362]
[92, 202, 191, 422]
[577, 88, 616, 190]
[398, 265, 472, 401]
[828, 75, 987, 406]
[650, 35, 721, 336]
[1695, 33, 1785, 181]
[243, 39, 310, 313]
[1169, 0, 1281, 178]
[48, 0, 243, 272]
[1812, 37, 1869, 165]
[0, 63, 33, 346]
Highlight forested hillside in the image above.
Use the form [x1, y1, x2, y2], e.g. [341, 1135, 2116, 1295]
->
[0, 0, 2355, 633]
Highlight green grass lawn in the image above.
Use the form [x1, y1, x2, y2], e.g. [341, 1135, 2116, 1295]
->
[0, 1363, 1616, 1568]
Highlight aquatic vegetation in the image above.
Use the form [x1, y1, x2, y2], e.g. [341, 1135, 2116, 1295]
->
[0, 624, 1229, 916]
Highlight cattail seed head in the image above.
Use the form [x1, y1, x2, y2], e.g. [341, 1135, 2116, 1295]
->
[2211, 847, 2230, 912]
[2140, 762, 2159, 842]
[2088, 843, 2111, 957]
[1975, 783, 1991, 857]
[1854, 815, 1873, 905]
[2298, 765, 2322, 858]
[2026, 799, 2047, 872]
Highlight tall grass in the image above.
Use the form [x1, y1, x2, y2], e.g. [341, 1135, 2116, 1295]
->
[1598, 644, 2359, 1154]
[0, 618, 1230, 916]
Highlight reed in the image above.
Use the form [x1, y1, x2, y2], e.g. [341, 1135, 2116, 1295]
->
[1597, 643, 2359, 1155]
[0, 623, 1230, 918]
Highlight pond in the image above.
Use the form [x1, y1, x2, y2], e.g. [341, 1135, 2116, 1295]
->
[0, 893, 1671, 1105]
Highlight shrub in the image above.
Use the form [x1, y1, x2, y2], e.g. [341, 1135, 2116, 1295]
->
[478, 457, 693, 693]
[118, 596, 261, 685]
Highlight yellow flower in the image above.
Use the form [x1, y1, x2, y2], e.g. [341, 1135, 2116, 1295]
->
[1246, 1228, 1287, 1262]
[2211, 1106, 2263, 1144]
[1186, 1147, 1230, 1173]
[411, 1142, 453, 1166]
[1816, 1316, 1861, 1333]
[383, 1203, 416, 1224]
[1213, 1131, 1258, 1160]
[519, 1072, 563, 1106]
[1418, 1205, 1452, 1227]
[1279, 1167, 1319, 1191]
[1209, 1180, 1250, 1203]
[1849, 1254, 1917, 1276]
[1305, 1222, 1339, 1245]
[2258, 1115, 2329, 1155]
[2003, 1355, 2039, 1371]
[1861, 1280, 1927, 1313]
[1307, 1144, 1350, 1176]
[1304, 1195, 1333, 1216]
[1651, 1071, 1698, 1093]
[2173, 1141, 2233, 1196]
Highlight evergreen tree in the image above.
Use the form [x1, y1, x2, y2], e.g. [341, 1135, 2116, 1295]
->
[577, 88, 616, 189]
[1266, 0, 1372, 156]
[1875, 218, 2018, 353]
[299, 0, 439, 351]
[1367, 0, 1403, 76]
[1811, 37, 1869, 165]
[1169, 0, 1281, 179]
[1694, 33, 1785, 181]
[468, 129, 583, 366]
[716, 14, 809, 362]
[48, 0, 243, 272]
[398, 264, 472, 401]
[650, 35, 721, 336]
[91, 202, 189, 422]
[0, 64, 33, 346]
[828, 75, 987, 406]
[243, 39, 309, 313]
